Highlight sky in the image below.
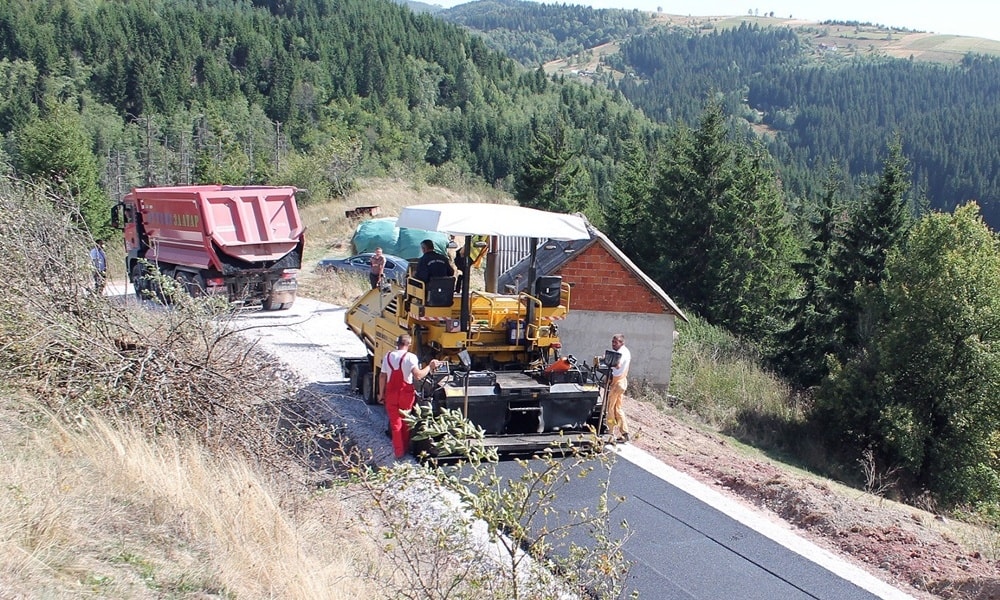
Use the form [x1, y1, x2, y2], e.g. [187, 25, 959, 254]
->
[432, 1, 1000, 42]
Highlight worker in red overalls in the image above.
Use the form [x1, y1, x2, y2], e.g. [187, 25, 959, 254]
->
[378, 334, 440, 458]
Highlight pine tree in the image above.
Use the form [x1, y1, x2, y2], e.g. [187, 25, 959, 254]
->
[830, 137, 912, 353]
[13, 102, 109, 237]
[777, 165, 848, 388]
[513, 118, 590, 214]
[603, 135, 652, 263]
[650, 98, 799, 340]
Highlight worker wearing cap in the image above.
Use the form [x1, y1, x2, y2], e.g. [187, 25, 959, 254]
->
[378, 334, 440, 458]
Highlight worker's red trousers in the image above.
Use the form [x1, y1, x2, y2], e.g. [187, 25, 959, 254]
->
[384, 354, 416, 458]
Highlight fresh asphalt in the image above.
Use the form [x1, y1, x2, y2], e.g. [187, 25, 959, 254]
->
[476, 446, 914, 600]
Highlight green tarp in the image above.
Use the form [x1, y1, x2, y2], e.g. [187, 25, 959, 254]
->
[351, 217, 450, 259]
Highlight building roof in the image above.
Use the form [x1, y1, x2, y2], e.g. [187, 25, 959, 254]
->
[497, 221, 688, 321]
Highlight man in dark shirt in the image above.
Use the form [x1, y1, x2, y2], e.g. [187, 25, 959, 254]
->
[453, 245, 469, 292]
[414, 239, 454, 283]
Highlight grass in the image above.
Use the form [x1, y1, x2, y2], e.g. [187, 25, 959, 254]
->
[663, 316, 804, 435]
[0, 399, 378, 599]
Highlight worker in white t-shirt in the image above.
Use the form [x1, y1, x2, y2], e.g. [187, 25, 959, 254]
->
[378, 334, 440, 458]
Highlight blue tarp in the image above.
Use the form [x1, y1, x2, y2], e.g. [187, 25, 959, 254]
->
[351, 217, 450, 259]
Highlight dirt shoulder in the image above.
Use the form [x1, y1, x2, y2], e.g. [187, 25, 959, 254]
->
[626, 399, 1000, 600]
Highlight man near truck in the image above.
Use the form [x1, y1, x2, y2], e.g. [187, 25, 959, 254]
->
[89, 239, 107, 293]
[378, 334, 440, 458]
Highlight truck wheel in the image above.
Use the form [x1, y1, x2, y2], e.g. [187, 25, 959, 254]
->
[172, 271, 191, 302]
[349, 362, 372, 396]
[361, 371, 376, 404]
[263, 297, 293, 311]
[131, 264, 146, 299]
[155, 269, 174, 304]
[172, 271, 204, 299]
[348, 363, 361, 393]
[189, 274, 206, 297]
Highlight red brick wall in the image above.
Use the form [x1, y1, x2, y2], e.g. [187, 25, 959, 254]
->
[556, 243, 668, 313]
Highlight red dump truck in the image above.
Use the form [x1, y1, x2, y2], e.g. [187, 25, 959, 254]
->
[111, 185, 305, 309]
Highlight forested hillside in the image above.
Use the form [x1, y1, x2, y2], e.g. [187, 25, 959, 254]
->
[0, 0, 655, 230]
[610, 24, 1000, 227]
[439, 2, 999, 228]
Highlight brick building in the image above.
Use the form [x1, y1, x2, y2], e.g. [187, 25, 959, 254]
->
[497, 226, 686, 388]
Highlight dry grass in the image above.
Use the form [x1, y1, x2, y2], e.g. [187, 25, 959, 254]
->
[0, 398, 379, 599]
[298, 267, 372, 308]
[0, 176, 389, 599]
[0, 178, 300, 464]
[663, 316, 804, 436]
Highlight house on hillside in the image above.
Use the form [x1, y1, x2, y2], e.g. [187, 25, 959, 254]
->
[497, 226, 687, 388]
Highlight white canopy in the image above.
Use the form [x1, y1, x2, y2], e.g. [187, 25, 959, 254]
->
[396, 203, 591, 241]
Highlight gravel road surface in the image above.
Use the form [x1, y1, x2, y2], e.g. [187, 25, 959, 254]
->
[231, 296, 403, 465]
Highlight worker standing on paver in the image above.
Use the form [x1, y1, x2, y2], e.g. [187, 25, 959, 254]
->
[415, 239, 453, 284]
[369, 247, 386, 289]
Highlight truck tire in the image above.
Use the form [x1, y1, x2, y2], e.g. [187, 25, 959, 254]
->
[131, 263, 147, 299]
[154, 269, 174, 304]
[348, 363, 361, 393]
[348, 361, 372, 396]
[361, 371, 376, 404]
[171, 271, 190, 303]
[267, 297, 294, 311]
[262, 297, 281, 311]
[174, 271, 203, 298]
[190, 274, 206, 297]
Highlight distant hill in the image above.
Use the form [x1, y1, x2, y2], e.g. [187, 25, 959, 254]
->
[434, 2, 1000, 67]
[400, 0, 444, 14]
[437, 0, 651, 66]
[648, 13, 1000, 64]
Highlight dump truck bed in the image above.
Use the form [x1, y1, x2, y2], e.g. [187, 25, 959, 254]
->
[125, 185, 304, 270]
